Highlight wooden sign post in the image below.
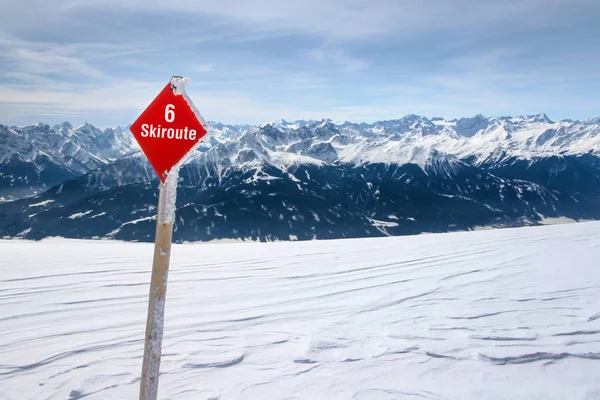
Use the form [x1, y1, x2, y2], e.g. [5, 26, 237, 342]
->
[139, 171, 177, 400]
[129, 77, 209, 400]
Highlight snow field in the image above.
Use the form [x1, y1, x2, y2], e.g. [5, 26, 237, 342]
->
[1, 222, 600, 399]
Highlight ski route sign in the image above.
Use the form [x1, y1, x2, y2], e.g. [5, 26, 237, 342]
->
[130, 78, 208, 181]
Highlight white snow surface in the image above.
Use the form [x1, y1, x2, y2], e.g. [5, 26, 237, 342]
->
[1, 222, 600, 399]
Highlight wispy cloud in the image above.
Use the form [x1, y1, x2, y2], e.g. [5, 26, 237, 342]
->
[0, 0, 599, 125]
[308, 47, 367, 73]
[0, 35, 110, 83]
[54, 0, 599, 39]
[189, 64, 216, 73]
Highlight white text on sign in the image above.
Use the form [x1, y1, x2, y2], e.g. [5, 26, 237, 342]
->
[139, 104, 197, 140]
[140, 124, 198, 140]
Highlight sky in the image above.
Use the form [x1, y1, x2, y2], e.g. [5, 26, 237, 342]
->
[0, 0, 599, 126]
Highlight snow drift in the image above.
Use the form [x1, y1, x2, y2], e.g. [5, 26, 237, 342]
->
[1, 222, 599, 399]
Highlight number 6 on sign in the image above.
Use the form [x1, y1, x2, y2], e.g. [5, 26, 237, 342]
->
[165, 104, 175, 122]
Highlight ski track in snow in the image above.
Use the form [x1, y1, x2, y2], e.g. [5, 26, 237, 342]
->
[1, 223, 600, 399]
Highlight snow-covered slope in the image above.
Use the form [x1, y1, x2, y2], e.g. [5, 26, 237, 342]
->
[1, 222, 599, 399]
[0, 122, 138, 199]
[216, 114, 600, 170]
[4, 114, 600, 198]
[0, 121, 248, 200]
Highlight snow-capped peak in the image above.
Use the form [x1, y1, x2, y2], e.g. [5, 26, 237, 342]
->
[4, 114, 600, 198]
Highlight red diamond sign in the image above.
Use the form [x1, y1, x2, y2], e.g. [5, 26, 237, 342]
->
[130, 80, 208, 181]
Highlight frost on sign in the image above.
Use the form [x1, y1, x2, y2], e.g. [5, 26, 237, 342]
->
[129, 80, 208, 181]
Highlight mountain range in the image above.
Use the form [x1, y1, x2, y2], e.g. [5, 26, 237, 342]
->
[1, 114, 599, 242]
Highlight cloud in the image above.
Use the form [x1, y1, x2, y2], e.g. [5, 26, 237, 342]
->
[308, 47, 367, 72]
[190, 64, 216, 73]
[48, 0, 599, 40]
[0, 0, 599, 126]
[0, 79, 314, 125]
[0, 34, 138, 85]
